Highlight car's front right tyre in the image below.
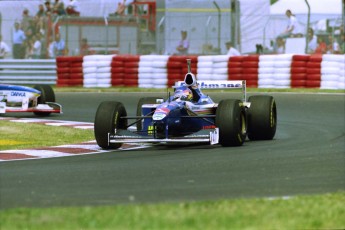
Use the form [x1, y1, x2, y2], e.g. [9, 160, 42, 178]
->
[33, 84, 55, 116]
[215, 99, 247, 147]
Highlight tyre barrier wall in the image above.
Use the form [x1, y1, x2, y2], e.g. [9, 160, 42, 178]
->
[55, 54, 345, 89]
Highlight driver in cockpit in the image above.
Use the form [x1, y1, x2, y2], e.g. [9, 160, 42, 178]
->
[173, 87, 194, 102]
[183, 71, 204, 103]
[173, 59, 213, 104]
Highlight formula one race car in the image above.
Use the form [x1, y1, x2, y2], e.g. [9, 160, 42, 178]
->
[94, 60, 277, 149]
[0, 84, 62, 116]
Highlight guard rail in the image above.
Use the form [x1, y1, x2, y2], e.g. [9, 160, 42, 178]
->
[0, 59, 56, 85]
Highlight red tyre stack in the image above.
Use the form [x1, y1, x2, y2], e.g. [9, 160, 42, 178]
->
[241, 55, 259, 87]
[306, 54, 322, 88]
[56, 57, 70, 87]
[68, 56, 83, 86]
[111, 55, 125, 86]
[290, 55, 310, 88]
[228, 56, 244, 81]
[56, 56, 83, 87]
[123, 55, 140, 87]
[167, 56, 185, 87]
[56, 56, 70, 87]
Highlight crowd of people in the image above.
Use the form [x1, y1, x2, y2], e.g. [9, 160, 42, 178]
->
[273, 9, 344, 55]
[274, 29, 344, 55]
[1, 0, 80, 59]
[175, 9, 344, 57]
[1, 5, 344, 59]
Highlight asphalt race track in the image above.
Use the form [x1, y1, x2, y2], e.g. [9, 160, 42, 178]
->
[0, 92, 344, 209]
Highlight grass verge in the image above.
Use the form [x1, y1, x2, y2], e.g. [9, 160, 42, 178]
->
[0, 120, 94, 151]
[0, 192, 344, 229]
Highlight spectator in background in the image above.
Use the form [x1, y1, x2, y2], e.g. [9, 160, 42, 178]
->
[327, 35, 340, 54]
[340, 33, 345, 54]
[277, 10, 303, 39]
[24, 37, 34, 59]
[314, 37, 327, 54]
[32, 33, 42, 59]
[25, 17, 37, 41]
[53, 0, 66, 16]
[36, 4, 46, 18]
[44, 1, 52, 14]
[115, 0, 126, 16]
[21, 8, 32, 33]
[33, 15, 45, 37]
[176, 30, 189, 55]
[66, 0, 80, 16]
[53, 33, 65, 56]
[0, 35, 10, 59]
[47, 37, 55, 58]
[274, 37, 285, 54]
[225, 41, 241, 56]
[80, 38, 92, 56]
[307, 28, 317, 54]
[12, 22, 26, 59]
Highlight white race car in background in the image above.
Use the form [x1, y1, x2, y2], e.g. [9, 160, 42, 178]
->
[0, 84, 62, 116]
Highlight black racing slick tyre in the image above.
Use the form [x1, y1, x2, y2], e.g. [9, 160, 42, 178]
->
[33, 84, 56, 116]
[136, 97, 162, 131]
[94, 101, 127, 149]
[215, 99, 247, 147]
[247, 95, 277, 140]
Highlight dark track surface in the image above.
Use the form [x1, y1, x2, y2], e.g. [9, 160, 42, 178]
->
[1, 92, 344, 209]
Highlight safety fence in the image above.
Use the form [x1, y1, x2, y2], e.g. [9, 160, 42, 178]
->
[55, 54, 345, 90]
[0, 59, 56, 85]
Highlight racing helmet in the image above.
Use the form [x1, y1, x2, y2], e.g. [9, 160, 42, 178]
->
[173, 87, 193, 101]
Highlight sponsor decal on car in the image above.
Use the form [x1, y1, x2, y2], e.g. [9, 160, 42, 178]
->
[152, 113, 166, 121]
[155, 108, 170, 114]
[198, 81, 242, 89]
[175, 80, 244, 89]
[11, 91, 26, 97]
[210, 128, 219, 145]
[148, 125, 154, 135]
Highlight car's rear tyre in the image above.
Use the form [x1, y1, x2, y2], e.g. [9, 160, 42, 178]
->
[247, 95, 277, 140]
[136, 97, 162, 131]
[216, 99, 246, 147]
[94, 101, 127, 149]
[33, 84, 55, 116]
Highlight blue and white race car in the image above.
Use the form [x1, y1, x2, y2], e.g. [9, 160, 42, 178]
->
[0, 84, 62, 116]
[94, 60, 277, 149]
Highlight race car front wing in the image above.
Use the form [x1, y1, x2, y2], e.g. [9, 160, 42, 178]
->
[108, 128, 219, 145]
[0, 102, 62, 114]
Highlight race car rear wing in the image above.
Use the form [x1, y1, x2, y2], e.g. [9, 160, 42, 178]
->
[174, 80, 247, 103]
[174, 59, 248, 103]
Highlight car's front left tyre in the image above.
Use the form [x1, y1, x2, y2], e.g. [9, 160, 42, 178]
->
[94, 101, 127, 149]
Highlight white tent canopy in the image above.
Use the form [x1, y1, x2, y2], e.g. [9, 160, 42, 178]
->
[240, 0, 270, 53]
